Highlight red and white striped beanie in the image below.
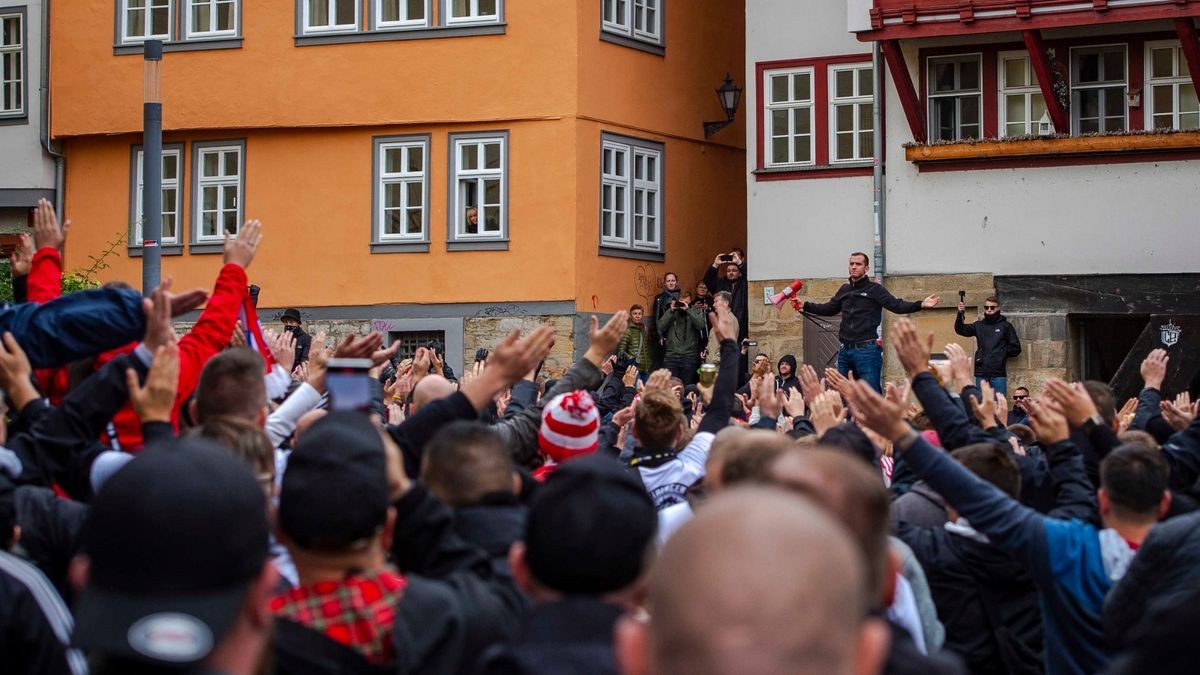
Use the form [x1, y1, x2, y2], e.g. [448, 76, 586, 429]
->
[539, 390, 600, 463]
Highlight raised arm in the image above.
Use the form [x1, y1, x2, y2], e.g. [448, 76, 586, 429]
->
[954, 308, 976, 337]
[1131, 349, 1177, 443]
[801, 287, 845, 316]
[871, 284, 933, 315]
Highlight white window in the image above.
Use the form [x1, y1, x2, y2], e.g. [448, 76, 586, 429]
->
[376, 0, 428, 28]
[376, 139, 428, 241]
[764, 67, 814, 167]
[134, 148, 182, 245]
[602, 0, 661, 46]
[446, 0, 499, 24]
[186, 0, 238, 38]
[1, 13, 22, 117]
[928, 54, 981, 141]
[828, 63, 874, 162]
[999, 52, 1048, 136]
[600, 134, 662, 253]
[1146, 42, 1199, 131]
[304, 0, 358, 33]
[194, 144, 243, 242]
[122, 0, 173, 43]
[1071, 45, 1126, 134]
[450, 135, 506, 240]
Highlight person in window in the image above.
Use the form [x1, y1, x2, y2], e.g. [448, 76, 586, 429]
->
[466, 207, 480, 235]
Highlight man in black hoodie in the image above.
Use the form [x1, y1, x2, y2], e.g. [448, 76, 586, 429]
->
[775, 355, 800, 394]
[955, 296, 1021, 396]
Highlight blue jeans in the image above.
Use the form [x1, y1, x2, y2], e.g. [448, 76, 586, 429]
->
[976, 376, 1008, 396]
[837, 345, 883, 393]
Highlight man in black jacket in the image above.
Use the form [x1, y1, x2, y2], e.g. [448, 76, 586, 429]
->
[280, 308, 312, 366]
[477, 454, 656, 674]
[955, 296, 1021, 395]
[802, 252, 939, 392]
[650, 273, 682, 370]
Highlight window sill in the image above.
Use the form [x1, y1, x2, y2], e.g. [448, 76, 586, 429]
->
[598, 246, 665, 262]
[753, 162, 874, 181]
[447, 239, 509, 251]
[127, 244, 184, 258]
[188, 242, 225, 254]
[371, 241, 430, 253]
[0, 114, 29, 127]
[905, 131, 1200, 168]
[599, 30, 665, 56]
[114, 38, 243, 55]
[295, 23, 505, 46]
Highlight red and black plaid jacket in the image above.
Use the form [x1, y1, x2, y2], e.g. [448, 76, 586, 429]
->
[269, 568, 407, 664]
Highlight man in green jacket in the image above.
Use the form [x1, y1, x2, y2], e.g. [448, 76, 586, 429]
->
[657, 291, 705, 385]
[617, 304, 654, 377]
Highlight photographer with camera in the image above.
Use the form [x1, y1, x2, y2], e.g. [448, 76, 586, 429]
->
[617, 304, 654, 379]
[657, 291, 705, 385]
[704, 249, 750, 380]
[651, 272, 682, 370]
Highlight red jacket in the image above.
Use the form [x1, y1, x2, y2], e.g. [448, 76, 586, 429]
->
[102, 263, 249, 451]
[28, 248, 71, 404]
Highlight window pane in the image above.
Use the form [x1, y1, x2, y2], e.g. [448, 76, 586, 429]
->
[484, 178, 500, 205]
[193, 4, 211, 32]
[1181, 84, 1198, 114]
[1103, 50, 1124, 82]
[407, 181, 422, 206]
[384, 210, 401, 234]
[1152, 48, 1174, 79]
[613, 150, 625, 176]
[793, 72, 810, 101]
[163, 212, 177, 240]
[835, 104, 853, 132]
[771, 137, 787, 164]
[960, 123, 979, 139]
[129, 9, 146, 37]
[770, 75, 787, 103]
[407, 146, 423, 172]
[203, 212, 217, 237]
[382, 0, 399, 21]
[1078, 52, 1099, 83]
[461, 144, 477, 170]
[770, 109, 787, 136]
[1153, 85, 1173, 117]
[203, 152, 219, 177]
[479, 0, 496, 16]
[336, 0, 355, 24]
[1103, 88, 1124, 118]
[1004, 58, 1026, 88]
[835, 70, 854, 98]
[932, 62, 955, 92]
[858, 68, 872, 97]
[1153, 112, 1174, 129]
[933, 98, 956, 140]
[836, 133, 853, 160]
[482, 206, 500, 231]
[2, 16, 17, 45]
[406, 209, 422, 234]
[309, 0, 328, 25]
[1031, 95, 1046, 127]
[961, 95, 980, 127]
[859, 131, 873, 157]
[385, 183, 403, 208]
[793, 136, 810, 163]
[223, 151, 238, 176]
[1181, 112, 1200, 130]
[223, 211, 238, 235]
[452, 0, 468, 17]
[484, 142, 500, 169]
[163, 154, 178, 180]
[1006, 122, 1025, 136]
[1078, 90, 1099, 119]
[408, 0, 425, 20]
[385, 148, 403, 173]
[1182, 51, 1191, 77]
[794, 108, 810, 134]
[203, 185, 218, 209]
[151, 5, 169, 35]
[1006, 95, 1026, 126]
[959, 60, 979, 91]
[216, 1, 234, 29]
[162, 189, 177, 217]
[634, 156, 643, 180]
[858, 103, 872, 132]
[222, 187, 237, 210]
[646, 155, 656, 181]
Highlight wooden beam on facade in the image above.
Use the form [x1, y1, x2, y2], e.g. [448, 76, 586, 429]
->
[880, 40, 926, 143]
[1022, 30, 1070, 133]
[1176, 18, 1200, 107]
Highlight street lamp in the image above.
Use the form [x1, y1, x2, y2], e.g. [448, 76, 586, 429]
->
[703, 73, 743, 138]
[142, 40, 164, 296]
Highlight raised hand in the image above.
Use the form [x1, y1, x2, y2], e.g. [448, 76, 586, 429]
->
[9, 233, 33, 277]
[586, 311, 629, 365]
[600, 355, 615, 377]
[921, 294, 941, 309]
[1027, 399, 1069, 445]
[1116, 397, 1137, 433]
[1161, 393, 1195, 431]
[270, 329, 297, 374]
[711, 303, 737, 343]
[223, 219, 263, 269]
[892, 318, 934, 380]
[642, 368, 672, 394]
[799, 363, 824, 404]
[758, 375, 784, 420]
[811, 391, 847, 437]
[1042, 379, 1100, 429]
[844, 381, 910, 441]
[334, 331, 400, 368]
[783, 388, 806, 417]
[621, 365, 639, 388]
[1140, 349, 1169, 390]
[125, 343, 180, 423]
[823, 368, 853, 401]
[944, 343, 974, 392]
[142, 279, 179, 353]
[969, 380, 999, 429]
[32, 198, 68, 252]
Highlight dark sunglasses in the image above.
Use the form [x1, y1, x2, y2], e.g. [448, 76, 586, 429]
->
[1012, 395, 1028, 400]
[984, 305, 1000, 310]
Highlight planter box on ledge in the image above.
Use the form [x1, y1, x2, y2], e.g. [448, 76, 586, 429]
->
[905, 131, 1200, 163]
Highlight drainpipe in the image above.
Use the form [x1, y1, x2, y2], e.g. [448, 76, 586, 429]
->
[39, 0, 65, 219]
[872, 41, 886, 284]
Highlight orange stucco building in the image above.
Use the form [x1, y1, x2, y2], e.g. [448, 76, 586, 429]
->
[51, 1, 745, 370]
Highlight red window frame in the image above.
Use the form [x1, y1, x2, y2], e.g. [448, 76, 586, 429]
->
[754, 54, 878, 181]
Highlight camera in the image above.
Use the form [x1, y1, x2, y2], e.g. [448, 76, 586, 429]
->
[425, 339, 443, 356]
[474, 348, 489, 363]
[615, 351, 637, 372]
[719, 254, 733, 262]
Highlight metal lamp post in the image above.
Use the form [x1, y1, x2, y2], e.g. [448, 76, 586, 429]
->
[703, 73, 744, 138]
[142, 40, 163, 296]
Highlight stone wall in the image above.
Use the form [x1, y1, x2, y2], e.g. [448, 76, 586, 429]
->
[748, 273, 1072, 397]
[462, 315, 578, 379]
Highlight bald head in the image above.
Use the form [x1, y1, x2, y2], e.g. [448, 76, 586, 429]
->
[705, 428, 793, 495]
[628, 488, 869, 675]
[412, 375, 456, 412]
[768, 447, 892, 606]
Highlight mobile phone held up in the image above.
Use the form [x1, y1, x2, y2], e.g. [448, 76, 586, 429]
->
[325, 358, 374, 411]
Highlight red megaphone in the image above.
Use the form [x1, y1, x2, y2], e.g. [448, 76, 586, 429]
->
[770, 280, 804, 309]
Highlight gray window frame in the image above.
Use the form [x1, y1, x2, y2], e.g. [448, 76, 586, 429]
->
[597, 131, 665, 262]
[446, 130, 509, 251]
[0, 6, 27, 123]
[372, 133, 431, 253]
[1070, 44, 1128, 135]
[113, 0, 243, 54]
[926, 53, 983, 142]
[189, 138, 245, 253]
[599, 0, 665, 56]
[128, 142, 186, 257]
[294, 0, 504, 46]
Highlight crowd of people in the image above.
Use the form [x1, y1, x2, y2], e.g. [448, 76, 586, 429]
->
[2, 204, 1199, 675]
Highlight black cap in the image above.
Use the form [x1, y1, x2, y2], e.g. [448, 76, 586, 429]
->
[819, 423, 879, 468]
[524, 454, 656, 595]
[73, 440, 269, 665]
[281, 308, 302, 323]
[279, 411, 389, 551]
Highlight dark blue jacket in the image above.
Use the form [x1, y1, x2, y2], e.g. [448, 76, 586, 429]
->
[2, 288, 145, 369]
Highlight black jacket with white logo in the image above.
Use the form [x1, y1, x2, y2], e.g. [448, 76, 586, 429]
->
[803, 277, 923, 343]
[955, 312, 1021, 377]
